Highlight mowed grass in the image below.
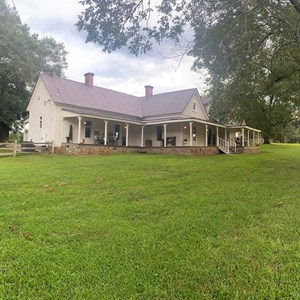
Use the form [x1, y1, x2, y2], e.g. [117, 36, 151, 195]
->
[0, 144, 299, 299]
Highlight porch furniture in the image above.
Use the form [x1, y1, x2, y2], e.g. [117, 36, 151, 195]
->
[161, 136, 176, 146]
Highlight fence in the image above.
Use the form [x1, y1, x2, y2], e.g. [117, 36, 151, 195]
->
[0, 141, 54, 157]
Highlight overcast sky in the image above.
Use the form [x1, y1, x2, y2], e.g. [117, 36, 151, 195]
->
[11, 0, 207, 97]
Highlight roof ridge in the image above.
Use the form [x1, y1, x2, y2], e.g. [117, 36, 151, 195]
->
[138, 87, 197, 99]
[41, 73, 140, 99]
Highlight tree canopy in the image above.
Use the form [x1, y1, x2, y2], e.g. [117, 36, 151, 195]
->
[0, 0, 68, 128]
[77, 0, 300, 142]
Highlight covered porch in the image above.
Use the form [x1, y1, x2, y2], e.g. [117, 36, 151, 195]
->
[61, 113, 228, 148]
[60, 112, 260, 155]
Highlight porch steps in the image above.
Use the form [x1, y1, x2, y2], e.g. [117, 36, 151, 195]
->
[218, 138, 237, 154]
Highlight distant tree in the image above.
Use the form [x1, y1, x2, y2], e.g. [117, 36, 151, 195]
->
[77, 0, 300, 143]
[0, 0, 68, 128]
[37, 36, 68, 77]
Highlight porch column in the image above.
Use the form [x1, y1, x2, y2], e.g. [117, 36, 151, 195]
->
[62, 117, 65, 144]
[125, 124, 129, 147]
[189, 122, 193, 146]
[216, 127, 219, 146]
[77, 116, 82, 144]
[163, 124, 167, 147]
[225, 128, 227, 141]
[247, 129, 250, 146]
[242, 128, 245, 147]
[253, 130, 255, 146]
[205, 125, 208, 147]
[141, 125, 144, 147]
[104, 120, 108, 145]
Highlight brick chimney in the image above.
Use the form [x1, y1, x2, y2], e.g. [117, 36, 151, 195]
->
[145, 85, 154, 97]
[84, 72, 94, 88]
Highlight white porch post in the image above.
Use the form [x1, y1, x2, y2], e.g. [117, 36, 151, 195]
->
[189, 122, 193, 146]
[104, 120, 108, 145]
[126, 124, 129, 147]
[77, 116, 82, 144]
[216, 127, 219, 146]
[163, 124, 167, 147]
[242, 128, 245, 147]
[225, 128, 228, 141]
[205, 125, 208, 147]
[62, 117, 65, 144]
[141, 125, 144, 147]
[247, 129, 250, 146]
[210, 129, 214, 146]
[253, 130, 255, 146]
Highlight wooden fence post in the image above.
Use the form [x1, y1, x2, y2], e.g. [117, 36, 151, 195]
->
[13, 140, 17, 157]
[51, 140, 55, 154]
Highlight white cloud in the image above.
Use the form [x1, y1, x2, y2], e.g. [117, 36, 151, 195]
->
[11, 0, 208, 96]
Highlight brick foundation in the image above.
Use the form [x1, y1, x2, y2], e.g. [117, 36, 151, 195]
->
[55, 144, 222, 156]
[55, 144, 259, 156]
[235, 147, 260, 154]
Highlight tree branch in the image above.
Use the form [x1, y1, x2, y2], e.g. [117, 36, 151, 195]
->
[289, 0, 300, 14]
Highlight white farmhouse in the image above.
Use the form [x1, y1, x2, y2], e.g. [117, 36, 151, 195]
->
[26, 72, 261, 154]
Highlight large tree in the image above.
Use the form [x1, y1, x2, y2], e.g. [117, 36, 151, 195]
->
[77, 0, 300, 142]
[0, 0, 68, 128]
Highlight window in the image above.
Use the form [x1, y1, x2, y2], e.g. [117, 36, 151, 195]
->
[157, 126, 163, 141]
[115, 124, 120, 139]
[193, 126, 197, 141]
[85, 121, 92, 138]
[39, 116, 42, 128]
[193, 102, 197, 111]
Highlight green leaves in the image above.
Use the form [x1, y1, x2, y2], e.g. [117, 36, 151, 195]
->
[0, 0, 68, 127]
[76, 0, 300, 141]
[76, 0, 191, 55]
[197, 1, 300, 141]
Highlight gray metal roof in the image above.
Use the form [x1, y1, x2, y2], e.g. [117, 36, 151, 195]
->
[139, 89, 197, 117]
[41, 73, 199, 119]
[41, 74, 142, 117]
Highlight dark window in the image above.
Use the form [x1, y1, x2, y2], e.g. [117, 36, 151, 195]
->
[193, 103, 196, 111]
[115, 124, 120, 139]
[85, 121, 92, 138]
[40, 116, 42, 128]
[157, 126, 162, 141]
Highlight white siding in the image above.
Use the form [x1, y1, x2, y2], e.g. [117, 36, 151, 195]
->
[183, 94, 209, 120]
[27, 79, 58, 144]
[143, 124, 183, 147]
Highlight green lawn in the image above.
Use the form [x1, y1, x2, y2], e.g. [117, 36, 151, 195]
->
[0, 144, 299, 299]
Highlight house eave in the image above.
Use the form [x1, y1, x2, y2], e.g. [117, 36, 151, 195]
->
[61, 107, 142, 124]
[226, 124, 261, 133]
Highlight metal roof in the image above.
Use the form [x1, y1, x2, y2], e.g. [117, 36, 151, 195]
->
[41, 74, 199, 119]
[139, 89, 197, 117]
[41, 74, 142, 117]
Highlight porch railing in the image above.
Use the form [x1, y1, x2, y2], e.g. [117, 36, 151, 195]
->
[229, 139, 237, 152]
[249, 138, 260, 146]
[218, 138, 237, 154]
[218, 137, 230, 154]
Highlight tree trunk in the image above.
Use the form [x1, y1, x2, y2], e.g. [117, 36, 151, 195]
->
[264, 136, 270, 144]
